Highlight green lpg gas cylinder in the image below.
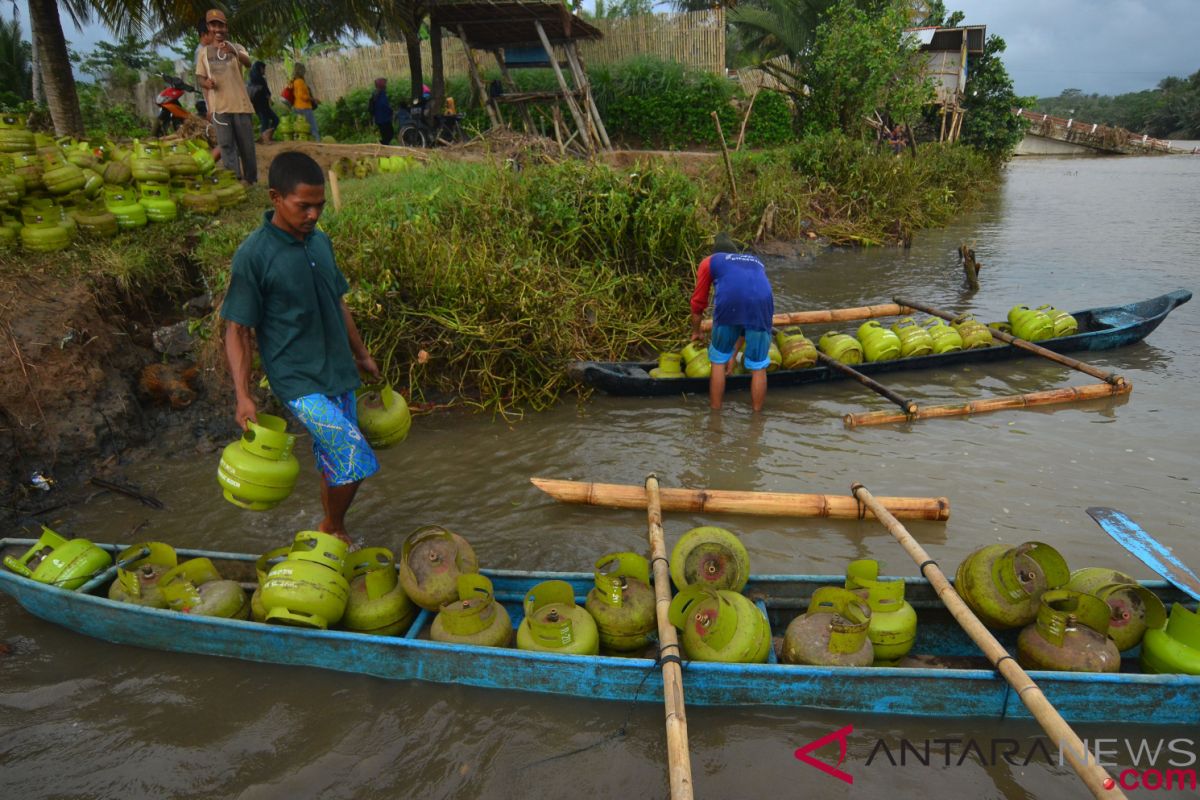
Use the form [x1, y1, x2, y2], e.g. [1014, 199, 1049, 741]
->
[669, 526, 750, 593]
[252, 545, 291, 622]
[130, 139, 169, 182]
[516, 579, 599, 655]
[668, 584, 770, 663]
[217, 413, 300, 511]
[355, 384, 412, 449]
[1016, 590, 1120, 673]
[341, 547, 417, 636]
[1065, 567, 1166, 652]
[159, 558, 250, 619]
[431, 574, 514, 648]
[17, 209, 70, 252]
[103, 185, 147, 228]
[3, 526, 112, 589]
[775, 327, 817, 370]
[951, 315, 994, 350]
[1007, 306, 1054, 341]
[817, 331, 864, 364]
[855, 321, 902, 362]
[1036, 304, 1078, 338]
[585, 552, 656, 653]
[398, 525, 480, 611]
[845, 559, 918, 665]
[260, 532, 350, 629]
[682, 341, 712, 379]
[781, 586, 873, 666]
[921, 317, 964, 354]
[1141, 603, 1200, 675]
[955, 541, 1069, 630]
[138, 181, 177, 222]
[107, 541, 178, 607]
[890, 318, 934, 357]
[649, 351, 685, 379]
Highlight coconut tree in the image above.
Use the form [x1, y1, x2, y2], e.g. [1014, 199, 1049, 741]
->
[724, 0, 834, 92]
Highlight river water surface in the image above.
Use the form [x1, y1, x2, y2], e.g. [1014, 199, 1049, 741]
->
[2, 153, 1199, 799]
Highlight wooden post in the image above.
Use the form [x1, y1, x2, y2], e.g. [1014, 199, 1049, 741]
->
[551, 105, 566, 156]
[645, 475, 694, 800]
[457, 26, 500, 127]
[529, 477, 951, 521]
[430, 21, 445, 132]
[569, 46, 612, 150]
[700, 302, 913, 332]
[711, 111, 737, 201]
[893, 297, 1127, 386]
[734, 87, 760, 151]
[816, 353, 918, 416]
[844, 381, 1131, 428]
[850, 483, 1126, 800]
[535, 20, 593, 154]
[327, 170, 342, 212]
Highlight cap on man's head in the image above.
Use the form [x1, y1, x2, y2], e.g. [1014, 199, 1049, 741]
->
[205, 9, 227, 23]
[712, 232, 738, 255]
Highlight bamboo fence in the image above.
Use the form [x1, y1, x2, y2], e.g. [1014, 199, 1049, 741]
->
[262, 10, 726, 105]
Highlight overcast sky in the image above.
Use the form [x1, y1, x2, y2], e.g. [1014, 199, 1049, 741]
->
[13, 0, 1200, 99]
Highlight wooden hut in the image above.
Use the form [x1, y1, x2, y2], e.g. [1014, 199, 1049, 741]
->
[429, 1, 612, 154]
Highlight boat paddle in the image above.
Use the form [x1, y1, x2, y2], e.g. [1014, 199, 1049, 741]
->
[850, 482, 1126, 800]
[1085, 507, 1200, 602]
[645, 473, 694, 800]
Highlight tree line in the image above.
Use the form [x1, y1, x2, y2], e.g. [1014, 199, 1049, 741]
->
[1033, 73, 1200, 140]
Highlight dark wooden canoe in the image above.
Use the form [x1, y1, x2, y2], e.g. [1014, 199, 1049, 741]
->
[568, 290, 1191, 397]
[1, 538, 1197, 724]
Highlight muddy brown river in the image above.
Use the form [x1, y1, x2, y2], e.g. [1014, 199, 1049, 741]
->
[3, 152, 1199, 799]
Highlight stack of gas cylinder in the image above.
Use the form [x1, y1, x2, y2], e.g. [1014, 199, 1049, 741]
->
[0, 114, 246, 252]
[993, 305, 1079, 341]
[954, 540, 1194, 674]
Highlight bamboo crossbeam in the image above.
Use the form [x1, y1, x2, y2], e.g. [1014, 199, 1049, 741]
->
[844, 381, 1131, 428]
[530, 477, 950, 521]
[700, 303, 912, 332]
[645, 475, 694, 800]
[894, 297, 1126, 386]
[816, 353, 917, 415]
[851, 483, 1126, 800]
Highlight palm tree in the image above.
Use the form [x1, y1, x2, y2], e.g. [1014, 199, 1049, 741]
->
[0, 9, 33, 102]
[726, 0, 834, 92]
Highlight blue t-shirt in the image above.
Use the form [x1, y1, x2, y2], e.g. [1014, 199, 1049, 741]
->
[711, 252, 774, 331]
[220, 212, 360, 402]
[369, 89, 393, 126]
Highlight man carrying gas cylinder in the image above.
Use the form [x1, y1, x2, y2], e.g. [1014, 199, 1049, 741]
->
[689, 232, 775, 412]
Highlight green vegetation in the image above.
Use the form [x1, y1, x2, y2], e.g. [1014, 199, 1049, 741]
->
[1034, 74, 1200, 139]
[4, 140, 997, 414]
[959, 35, 1033, 159]
[318, 57, 794, 149]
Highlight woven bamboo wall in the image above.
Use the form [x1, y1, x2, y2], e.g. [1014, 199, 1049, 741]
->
[263, 9, 726, 103]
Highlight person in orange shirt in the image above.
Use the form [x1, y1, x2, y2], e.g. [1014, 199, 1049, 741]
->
[289, 63, 321, 142]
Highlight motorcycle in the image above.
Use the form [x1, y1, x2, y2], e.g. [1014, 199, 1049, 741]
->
[152, 72, 202, 136]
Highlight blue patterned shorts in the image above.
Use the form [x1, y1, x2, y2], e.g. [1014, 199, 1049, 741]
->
[285, 391, 380, 487]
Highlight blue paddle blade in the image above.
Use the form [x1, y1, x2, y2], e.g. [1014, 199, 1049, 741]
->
[1086, 507, 1200, 602]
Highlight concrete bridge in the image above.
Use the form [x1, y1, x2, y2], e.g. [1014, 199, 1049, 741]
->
[1013, 109, 1174, 155]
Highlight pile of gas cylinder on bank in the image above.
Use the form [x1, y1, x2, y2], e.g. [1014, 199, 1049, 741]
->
[9, 522, 1195, 674]
[0, 114, 248, 252]
[652, 305, 1079, 376]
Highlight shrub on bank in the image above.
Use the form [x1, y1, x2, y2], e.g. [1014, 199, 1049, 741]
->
[316, 57, 794, 149]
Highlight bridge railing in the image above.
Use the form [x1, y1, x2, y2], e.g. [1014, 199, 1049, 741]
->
[1013, 108, 1173, 153]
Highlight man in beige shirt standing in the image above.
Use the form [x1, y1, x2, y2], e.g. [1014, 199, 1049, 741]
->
[195, 9, 257, 183]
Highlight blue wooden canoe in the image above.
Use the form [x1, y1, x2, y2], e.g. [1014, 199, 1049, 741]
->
[2, 538, 1197, 724]
[568, 289, 1192, 396]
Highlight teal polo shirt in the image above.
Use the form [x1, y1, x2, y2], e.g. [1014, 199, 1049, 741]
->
[220, 211, 360, 402]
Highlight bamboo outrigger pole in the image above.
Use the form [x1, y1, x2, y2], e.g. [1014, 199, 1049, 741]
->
[646, 474, 694, 800]
[530, 477, 950, 521]
[850, 482, 1126, 800]
[844, 381, 1131, 428]
[894, 297, 1127, 387]
[816, 353, 918, 416]
[700, 303, 913, 332]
